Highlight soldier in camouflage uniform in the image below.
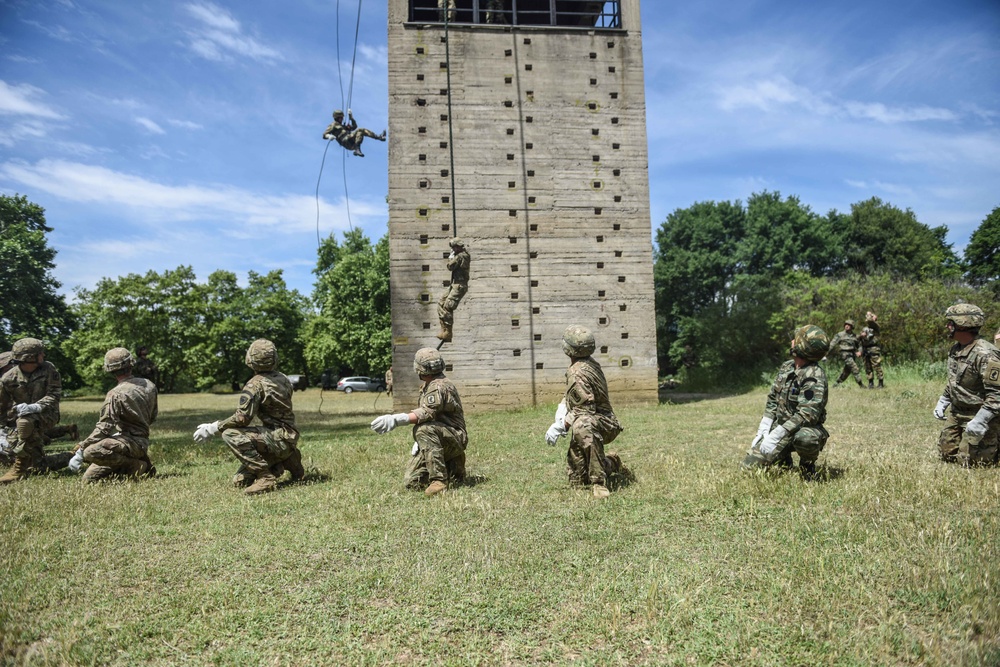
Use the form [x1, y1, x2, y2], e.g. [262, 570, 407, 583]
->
[385, 367, 393, 396]
[933, 304, 1000, 466]
[485, 0, 506, 23]
[193, 339, 304, 495]
[743, 325, 830, 477]
[0, 350, 76, 467]
[370, 348, 467, 496]
[438, 0, 456, 22]
[437, 238, 470, 343]
[859, 311, 884, 389]
[73, 348, 157, 482]
[828, 319, 864, 387]
[0, 338, 72, 483]
[323, 109, 385, 158]
[544, 325, 624, 499]
[132, 346, 160, 386]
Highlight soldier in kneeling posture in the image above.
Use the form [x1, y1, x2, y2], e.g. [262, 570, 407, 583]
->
[743, 325, 830, 477]
[73, 348, 157, 482]
[370, 348, 468, 496]
[193, 339, 304, 495]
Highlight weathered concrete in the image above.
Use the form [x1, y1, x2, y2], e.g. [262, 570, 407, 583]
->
[388, 0, 657, 411]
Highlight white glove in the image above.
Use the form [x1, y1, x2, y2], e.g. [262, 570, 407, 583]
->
[554, 401, 568, 427]
[14, 403, 42, 417]
[965, 407, 995, 438]
[347, 108, 353, 117]
[411, 442, 419, 456]
[448, 251, 455, 260]
[933, 396, 951, 420]
[0, 430, 9, 453]
[759, 424, 788, 456]
[68, 448, 85, 473]
[193, 421, 220, 443]
[370, 413, 410, 434]
[750, 416, 774, 450]
[545, 422, 566, 446]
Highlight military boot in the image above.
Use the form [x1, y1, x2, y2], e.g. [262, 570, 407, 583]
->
[284, 448, 305, 481]
[0, 458, 30, 484]
[436, 323, 453, 343]
[799, 460, 817, 480]
[878, 379, 884, 389]
[232, 465, 254, 488]
[244, 472, 278, 496]
[868, 379, 875, 389]
[269, 463, 285, 480]
[425, 480, 447, 496]
[856, 379, 864, 388]
[592, 484, 611, 499]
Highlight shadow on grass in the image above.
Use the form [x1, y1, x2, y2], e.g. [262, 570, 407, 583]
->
[456, 473, 489, 488]
[282, 469, 332, 487]
[808, 465, 847, 483]
[658, 391, 735, 405]
[609, 466, 637, 491]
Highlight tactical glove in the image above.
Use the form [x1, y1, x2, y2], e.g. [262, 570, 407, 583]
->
[371, 413, 410, 434]
[14, 403, 42, 417]
[544, 422, 566, 446]
[759, 424, 788, 456]
[68, 448, 85, 473]
[411, 442, 420, 456]
[933, 396, 951, 420]
[965, 407, 995, 438]
[193, 421, 220, 443]
[750, 416, 774, 450]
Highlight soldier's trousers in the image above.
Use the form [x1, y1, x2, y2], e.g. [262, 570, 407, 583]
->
[567, 414, 621, 486]
[747, 424, 829, 468]
[405, 421, 466, 488]
[82, 436, 150, 482]
[10, 415, 55, 472]
[938, 409, 999, 466]
[836, 354, 862, 383]
[438, 0, 455, 21]
[222, 426, 296, 476]
[437, 283, 468, 326]
[863, 348, 884, 381]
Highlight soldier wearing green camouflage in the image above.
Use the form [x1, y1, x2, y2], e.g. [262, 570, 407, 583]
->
[192, 339, 304, 495]
[933, 304, 1000, 466]
[437, 238, 470, 343]
[323, 109, 385, 158]
[743, 325, 830, 477]
[0, 338, 72, 483]
[829, 319, 864, 387]
[132, 346, 160, 386]
[75, 348, 158, 482]
[0, 350, 76, 467]
[545, 325, 624, 499]
[370, 348, 468, 496]
[859, 311, 884, 389]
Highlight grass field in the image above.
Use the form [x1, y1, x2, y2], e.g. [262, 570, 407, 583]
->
[1, 373, 998, 666]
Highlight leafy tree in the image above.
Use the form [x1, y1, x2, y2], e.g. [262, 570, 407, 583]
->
[303, 229, 391, 377]
[964, 206, 1000, 287]
[0, 194, 75, 376]
[841, 197, 960, 279]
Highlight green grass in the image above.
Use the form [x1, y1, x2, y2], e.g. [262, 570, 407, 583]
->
[1, 379, 998, 666]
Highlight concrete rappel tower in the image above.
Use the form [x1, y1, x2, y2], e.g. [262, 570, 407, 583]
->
[387, 0, 657, 410]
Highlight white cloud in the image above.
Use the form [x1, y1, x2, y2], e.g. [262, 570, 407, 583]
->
[0, 119, 47, 147]
[0, 158, 382, 235]
[183, 2, 283, 64]
[0, 80, 63, 118]
[167, 118, 204, 130]
[134, 116, 165, 134]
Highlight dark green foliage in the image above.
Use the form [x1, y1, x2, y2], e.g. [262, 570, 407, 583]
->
[303, 229, 391, 378]
[964, 206, 1000, 289]
[0, 194, 76, 383]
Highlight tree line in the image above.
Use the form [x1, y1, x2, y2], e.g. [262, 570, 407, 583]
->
[1, 193, 998, 392]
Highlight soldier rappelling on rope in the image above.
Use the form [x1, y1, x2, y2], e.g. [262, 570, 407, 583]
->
[437, 238, 470, 344]
[322, 109, 385, 157]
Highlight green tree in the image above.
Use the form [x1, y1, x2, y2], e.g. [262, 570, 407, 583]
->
[0, 194, 76, 382]
[303, 229, 391, 377]
[842, 197, 960, 279]
[964, 206, 1000, 288]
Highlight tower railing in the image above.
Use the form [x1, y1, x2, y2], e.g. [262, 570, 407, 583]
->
[408, 0, 621, 29]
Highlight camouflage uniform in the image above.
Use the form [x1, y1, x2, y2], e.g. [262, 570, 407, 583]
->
[938, 337, 1000, 466]
[438, 0, 456, 21]
[0, 346, 64, 475]
[323, 111, 385, 157]
[829, 323, 863, 386]
[744, 325, 830, 474]
[133, 351, 159, 386]
[564, 356, 623, 487]
[80, 377, 158, 482]
[404, 373, 468, 489]
[437, 239, 470, 342]
[859, 318, 884, 387]
[220, 370, 302, 483]
[385, 368, 393, 396]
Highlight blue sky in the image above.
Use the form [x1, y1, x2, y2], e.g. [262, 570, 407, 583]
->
[1, 0, 998, 299]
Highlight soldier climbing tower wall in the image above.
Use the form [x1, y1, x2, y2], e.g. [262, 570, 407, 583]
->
[388, 0, 657, 410]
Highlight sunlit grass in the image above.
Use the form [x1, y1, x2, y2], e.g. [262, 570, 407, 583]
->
[1, 379, 997, 666]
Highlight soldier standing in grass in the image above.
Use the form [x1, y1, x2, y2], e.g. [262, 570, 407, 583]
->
[370, 348, 467, 496]
[385, 367, 393, 396]
[859, 311, 885, 389]
[544, 325, 625, 499]
[743, 325, 830, 478]
[0, 338, 73, 483]
[829, 319, 864, 387]
[436, 238, 470, 343]
[933, 304, 1000, 466]
[192, 339, 304, 495]
[71, 348, 157, 482]
[133, 346, 160, 387]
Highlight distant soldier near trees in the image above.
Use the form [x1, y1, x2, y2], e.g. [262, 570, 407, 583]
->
[859, 311, 884, 389]
[829, 319, 864, 388]
[133, 346, 160, 386]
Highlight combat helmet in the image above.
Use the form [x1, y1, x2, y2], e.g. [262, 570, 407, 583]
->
[562, 325, 596, 358]
[844, 319, 855, 328]
[449, 237, 466, 249]
[0, 351, 13, 370]
[791, 325, 830, 362]
[103, 347, 133, 374]
[332, 109, 344, 118]
[413, 348, 446, 376]
[944, 303, 985, 331]
[11, 337, 44, 363]
[245, 339, 278, 372]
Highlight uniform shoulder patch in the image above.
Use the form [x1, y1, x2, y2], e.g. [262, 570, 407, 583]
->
[985, 358, 1000, 387]
[238, 390, 254, 410]
[424, 390, 440, 407]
